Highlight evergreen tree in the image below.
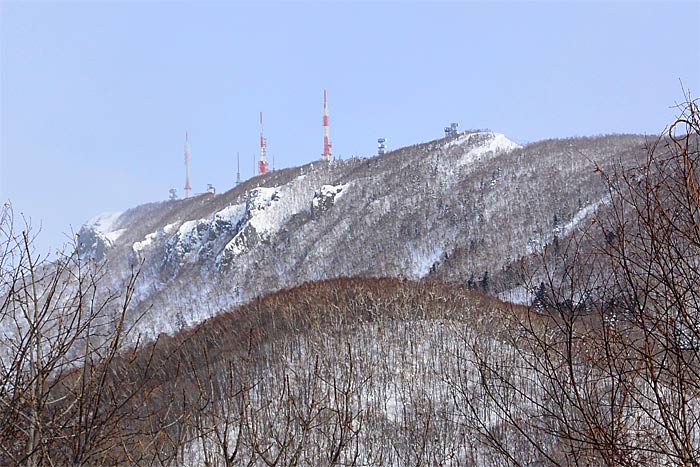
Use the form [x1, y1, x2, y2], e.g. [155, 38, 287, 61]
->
[480, 271, 489, 293]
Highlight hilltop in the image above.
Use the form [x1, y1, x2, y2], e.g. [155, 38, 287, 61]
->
[75, 130, 648, 338]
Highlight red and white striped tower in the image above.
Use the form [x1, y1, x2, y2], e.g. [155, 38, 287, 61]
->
[322, 89, 332, 161]
[259, 112, 268, 175]
[184, 131, 192, 198]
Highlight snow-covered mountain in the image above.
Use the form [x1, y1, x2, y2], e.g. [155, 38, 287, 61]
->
[76, 130, 647, 337]
[4, 128, 676, 467]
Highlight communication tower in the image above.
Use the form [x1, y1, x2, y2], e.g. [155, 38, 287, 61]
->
[259, 112, 269, 174]
[322, 89, 332, 161]
[236, 152, 241, 186]
[184, 132, 192, 198]
[377, 138, 387, 155]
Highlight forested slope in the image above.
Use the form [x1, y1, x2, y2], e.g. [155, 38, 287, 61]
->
[75, 131, 648, 338]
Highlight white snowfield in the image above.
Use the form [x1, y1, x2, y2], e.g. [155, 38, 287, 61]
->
[557, 195, 611, 238]
[133, 222, 178, 254]
[99, 132, 514, 262]
[505, 195, 612, 305]
[88, 211, 123, 234]
[409, 244, 444, 278]
[452, 132, 522, 169]
[213, 204, 246, 225]
[103, 228, 126, 245]
[318, 183, 348, 198]
[75, 131, 526, 337]
[87, 211, 126, 245]
[245, 187, 284, 236]
[468, 132, 521, 155]
[68, 129, 642, 346]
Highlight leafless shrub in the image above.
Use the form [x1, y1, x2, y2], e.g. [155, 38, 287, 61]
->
[459, 96, 700, 466]
[0, 206, 182, 466]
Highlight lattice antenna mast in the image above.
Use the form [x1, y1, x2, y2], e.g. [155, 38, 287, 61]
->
[184, 131, 192, 198]
[322, 89, 332, 161]
[236, 152, 241, 185]
[259, 112, 268, 174]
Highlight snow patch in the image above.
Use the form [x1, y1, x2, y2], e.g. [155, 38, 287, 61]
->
[525, 197, 610, 257]
[103, 228, 126, 244]
[88, 211, 123, 234]
[214, 204, 246, 225]
[450, 132, 521, 169]
[320, 183, 347, 198]
[176, 219, 202, 240]
[221, 188, 282, 258]
[498, 286, 531, 305]
[163, 222, 178, 234]
[246, 187, 282, 234]
[164, 218, 211, 265]
[133, 222, 178, 254]
[85, 211, 127, 246]
[468, 133, 520, 157]
[409, 245, 444, 278]
[311, 183, 348, 215]
[557, 196, 610, 237]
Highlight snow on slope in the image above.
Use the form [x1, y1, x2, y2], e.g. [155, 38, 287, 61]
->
[88, 211, 123, 234]
[468, 132, 520, 156]
[133, 222, 179, 254]
[245, 187, 284, 236]
[311, 183, 348, 216]
[557, 196, 611, 238]
[450, 131, 521, 169]
[163, 202, 249, 268]
[70, 130, 645, 343]
[218, 188, 282, 259]
[87, 211, 126, 245]
[507, 196, 612, 304]
[316, 183, 348, 200]
[175, 317, 520, 466]
[524, 197, 608, 257]
[219, 179, 344, 263]
[406, 243, 444, 278]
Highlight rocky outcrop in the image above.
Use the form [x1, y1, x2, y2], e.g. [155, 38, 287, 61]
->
[311, 184, 346, 219]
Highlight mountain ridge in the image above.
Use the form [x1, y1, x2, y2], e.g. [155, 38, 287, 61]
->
[75, 130, 648, 338]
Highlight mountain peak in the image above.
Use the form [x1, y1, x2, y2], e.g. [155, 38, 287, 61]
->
[74, 132, 646, 338]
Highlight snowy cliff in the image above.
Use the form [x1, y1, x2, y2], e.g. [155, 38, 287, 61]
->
[75, 130, 646, 337]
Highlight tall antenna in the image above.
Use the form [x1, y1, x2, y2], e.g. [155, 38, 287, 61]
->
[184, 131, 192, 198]
[236, 152, 241, 186]
[259, 112, 268, 174]
[322, 89, 332, 161]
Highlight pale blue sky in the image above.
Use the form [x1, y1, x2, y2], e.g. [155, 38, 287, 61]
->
[1, 1, 698, 254]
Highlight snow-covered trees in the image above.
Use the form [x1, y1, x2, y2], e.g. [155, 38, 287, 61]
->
[464, 97, 700, 466]
[3, 99, 698, 465]
[73, 129, 647, 339]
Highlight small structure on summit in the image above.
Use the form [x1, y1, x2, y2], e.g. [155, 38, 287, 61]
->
[236, 152, 241, 186]
[444, 122, 459, 138]
[377, 138, 387, 155]
[184, 132, 192, 198]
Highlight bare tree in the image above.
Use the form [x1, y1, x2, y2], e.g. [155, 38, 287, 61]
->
[456, 97, 700, 466]
[0, 205, 182, 466]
